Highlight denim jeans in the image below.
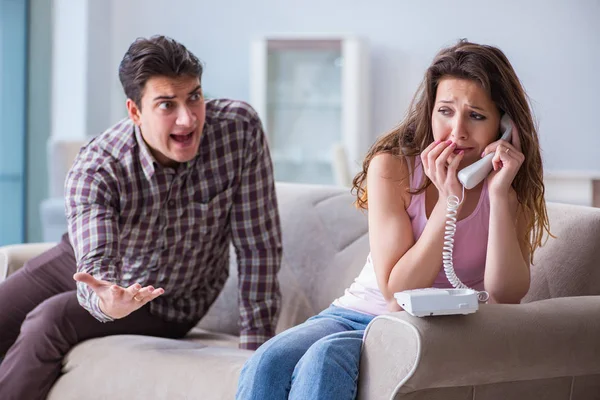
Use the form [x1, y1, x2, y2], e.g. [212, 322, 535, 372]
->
[236, 305, 375, 400]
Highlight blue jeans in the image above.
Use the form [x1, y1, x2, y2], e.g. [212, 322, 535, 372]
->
[236, 305, 375, 400]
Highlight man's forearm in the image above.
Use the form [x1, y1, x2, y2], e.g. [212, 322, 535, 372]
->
[238, 249, 281, 350]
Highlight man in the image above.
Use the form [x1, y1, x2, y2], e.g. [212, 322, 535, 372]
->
[0, 35, 282, 399]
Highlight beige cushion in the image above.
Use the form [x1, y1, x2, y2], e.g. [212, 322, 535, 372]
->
[48, 328, 249, 400]
[196, 182, 369, 336]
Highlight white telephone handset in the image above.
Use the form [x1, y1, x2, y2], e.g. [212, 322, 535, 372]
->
[395, 114, 514, 317]
[457, 114, 514, 189]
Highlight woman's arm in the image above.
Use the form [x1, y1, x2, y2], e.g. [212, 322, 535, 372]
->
[482, 121, 531, 304]
[484, 189, 531, 303]
[368, 151, 463, 308]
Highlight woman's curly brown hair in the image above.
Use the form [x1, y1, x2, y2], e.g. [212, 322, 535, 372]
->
[352, 40, 551, 263]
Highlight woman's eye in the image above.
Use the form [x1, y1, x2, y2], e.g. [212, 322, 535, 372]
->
[438, 108, 451, 115]
[471, 112, 486, 120]
[158, 102, 172, 110]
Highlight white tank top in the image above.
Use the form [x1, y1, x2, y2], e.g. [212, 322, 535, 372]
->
[333, 253, 389, 315]
[333, 156, 489, 316]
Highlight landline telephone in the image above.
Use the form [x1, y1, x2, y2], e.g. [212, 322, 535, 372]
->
[394, 114, 514, 317]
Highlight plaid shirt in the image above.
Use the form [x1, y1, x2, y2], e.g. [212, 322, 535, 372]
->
[65, 99, 282, 350]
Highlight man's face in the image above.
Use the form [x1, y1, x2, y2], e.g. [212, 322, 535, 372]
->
[127, 75, 206, 167]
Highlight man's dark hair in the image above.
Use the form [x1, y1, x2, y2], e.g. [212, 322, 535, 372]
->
[119, 35, 203, 108]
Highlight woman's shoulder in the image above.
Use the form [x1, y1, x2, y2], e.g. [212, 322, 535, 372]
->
[368, 152, 412, 176]
[367, 152, 413, 209]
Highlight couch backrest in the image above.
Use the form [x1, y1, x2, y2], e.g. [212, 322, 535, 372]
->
[523, 202, 600, 302]
[197, 182, 369, 335]
[197, 185, 600, 335]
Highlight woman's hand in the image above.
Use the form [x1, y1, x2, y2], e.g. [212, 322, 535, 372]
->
[481, 125, 525, 198]
[421, 140, 465, 200]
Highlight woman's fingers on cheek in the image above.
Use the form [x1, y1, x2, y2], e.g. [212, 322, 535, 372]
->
[425, 140, 440, 151]
[492, 152, 502, 171]
[420, 153, 429, 169]
[428, 146, 439, 163]
[422, 140, 438, 161]
[482, 142, 499, 158]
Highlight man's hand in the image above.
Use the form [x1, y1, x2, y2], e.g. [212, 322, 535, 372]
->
[73, 272, 165, 319]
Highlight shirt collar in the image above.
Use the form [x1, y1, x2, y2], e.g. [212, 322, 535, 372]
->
[134, 124, 159, 180]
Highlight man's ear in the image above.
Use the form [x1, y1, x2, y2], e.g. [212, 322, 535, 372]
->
[126, 99, 142, 125]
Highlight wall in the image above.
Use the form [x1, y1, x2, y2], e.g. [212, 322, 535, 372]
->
[103, 0, 600, 173]
[50, 0, 88, 140]
[26, 0, 52, 243]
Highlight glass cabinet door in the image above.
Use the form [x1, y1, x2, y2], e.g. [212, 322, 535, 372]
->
[251, 36, 369, 187]
[265, 40, 343, 184]
[0, 0, 27, 245]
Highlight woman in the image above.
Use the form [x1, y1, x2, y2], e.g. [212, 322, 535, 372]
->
[236, 39, 551, 400]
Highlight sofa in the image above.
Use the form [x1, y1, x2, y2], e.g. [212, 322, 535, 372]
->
[2, 182, 600, 400]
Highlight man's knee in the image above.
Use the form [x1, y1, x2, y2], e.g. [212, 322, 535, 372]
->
[20, 294, 73, 340]
[21, 242, 76, 282]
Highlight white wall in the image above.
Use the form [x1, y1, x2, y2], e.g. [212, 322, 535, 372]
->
[68, 0, 600, 173]
[86, 0, 114, 137]
[50, 0, 88, 140]
[51, 0, 114, 140]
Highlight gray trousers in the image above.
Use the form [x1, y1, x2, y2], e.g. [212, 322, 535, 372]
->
[0, 234, 196, 400]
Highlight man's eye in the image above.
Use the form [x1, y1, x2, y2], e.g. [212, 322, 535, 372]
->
[190, 93, 202, 101]
[159, 102, 172, 110]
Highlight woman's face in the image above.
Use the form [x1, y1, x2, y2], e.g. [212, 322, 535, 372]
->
[431, 77, 501, 168]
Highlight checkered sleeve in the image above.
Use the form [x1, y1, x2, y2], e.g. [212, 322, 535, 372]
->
[65, 153, 122, 323]
[231, 112, 283, 350]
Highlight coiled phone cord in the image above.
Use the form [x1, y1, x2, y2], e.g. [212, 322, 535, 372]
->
[443, 186, 490, 303]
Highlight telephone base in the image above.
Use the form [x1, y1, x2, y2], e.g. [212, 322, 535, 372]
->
[394, 288, 479, 317]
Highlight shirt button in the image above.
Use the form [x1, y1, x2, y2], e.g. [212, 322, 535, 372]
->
[166, 227, 174, 236]
[168, 200, 175, 207]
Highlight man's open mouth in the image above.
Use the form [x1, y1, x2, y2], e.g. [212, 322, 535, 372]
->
[171, 132, 193, 143]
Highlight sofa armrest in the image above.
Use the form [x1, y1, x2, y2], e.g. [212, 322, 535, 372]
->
[358, 296, 600, 400]
[0, 243, 57, 282]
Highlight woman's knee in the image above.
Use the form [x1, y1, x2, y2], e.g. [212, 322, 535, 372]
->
[296, 334, 362, 375]
[242, 338, 293, 377]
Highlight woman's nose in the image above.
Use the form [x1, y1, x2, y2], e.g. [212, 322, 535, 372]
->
[451, 117, 468, 140]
